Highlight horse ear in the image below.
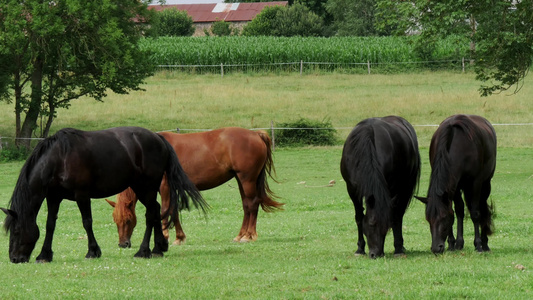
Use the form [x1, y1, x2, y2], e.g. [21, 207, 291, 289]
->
[105, 199, 116, 208]
[1, 207, 18, 219]
[414, 196, 428, 204]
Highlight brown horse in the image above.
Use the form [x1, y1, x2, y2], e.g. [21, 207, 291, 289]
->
[106, 127, 283, 247]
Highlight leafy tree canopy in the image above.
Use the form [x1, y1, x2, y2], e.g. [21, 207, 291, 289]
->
[376, 0, 533, 96]
[0, 0, 156, 148]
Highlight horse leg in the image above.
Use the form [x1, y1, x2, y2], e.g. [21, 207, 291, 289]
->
[159, 175, 186, 245]
[36, 198, 62, 263]
[234, 178, 260, 242]
[135, 190, 168, 258]
[76, 197, 102, 259]
[392, 196, 408, 257]
[391, 217, 406, 257]
[347, 187, 365, 256]
[453, 191, 465, 250]
[464, 183, 484, 252]
[480, 180, 492, 252]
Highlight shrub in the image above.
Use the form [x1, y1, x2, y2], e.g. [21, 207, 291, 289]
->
[151, 8, 194, 37]
[243, 4, 323, 37]
[242, 5, 284, 36]
[275, 118, 337, 147]
[0, 143, 29, 162]
[211, 20, 232, 36]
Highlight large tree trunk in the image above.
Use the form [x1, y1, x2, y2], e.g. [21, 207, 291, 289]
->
[17, 56, 43, 150]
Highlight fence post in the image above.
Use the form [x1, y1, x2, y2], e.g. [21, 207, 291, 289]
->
[271, 120, 275, 151]
[221, 63, 224, 77]
[462, 57, 465, 73]
[367, 61, 371, 74]
[300, 60, 303, 75]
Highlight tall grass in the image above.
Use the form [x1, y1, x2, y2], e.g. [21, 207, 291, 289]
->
[1, 72, 531, 149]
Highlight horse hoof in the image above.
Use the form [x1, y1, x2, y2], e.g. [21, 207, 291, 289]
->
[35, 259, 51, 264]
[354, 252, 365, 257]
[151, 253, 164, 258]
[394, 253, 407, 258]
[172, 239, 185, 246]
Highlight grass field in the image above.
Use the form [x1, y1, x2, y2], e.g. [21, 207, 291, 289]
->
[0, 72, 532, 299]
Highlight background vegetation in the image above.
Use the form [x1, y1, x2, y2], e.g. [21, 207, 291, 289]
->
[0, 72, 531, 298]
[141, 35, 469, 73]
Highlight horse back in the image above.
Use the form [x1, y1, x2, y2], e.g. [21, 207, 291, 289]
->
[430, 115, 496, 181]
[43, 127, 168, 198]
[158, 127, 268, 190]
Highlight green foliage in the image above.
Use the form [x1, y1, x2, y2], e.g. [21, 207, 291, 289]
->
[150, 8, 194, 37]
[274, 3, 324, 37]
[275, 118, 337, 147]
[376, 0, 533, 96]
[211, 20, 232, 37]
[0, 144, 29, 162]
[327, 0, 378, 36]
[0, 0, 155, 149]
[242, 5, 284, 36]
[242, 3, 323, 37]
[141, 35, 469, 73]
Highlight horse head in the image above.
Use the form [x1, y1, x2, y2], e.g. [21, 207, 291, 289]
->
[106, 198, 137, 248]
[2, 208, 40, 263]
[416, 194, 454, 254]
[362, 196, 389, 259]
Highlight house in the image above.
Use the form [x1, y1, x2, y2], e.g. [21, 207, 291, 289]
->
[149, 2, 288, 36]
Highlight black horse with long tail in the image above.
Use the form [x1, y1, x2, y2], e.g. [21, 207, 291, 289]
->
[2, 126, 208, 263]
[341, 116, 420, 259]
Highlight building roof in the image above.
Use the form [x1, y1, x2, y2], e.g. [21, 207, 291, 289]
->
[149, 2, 288, 23]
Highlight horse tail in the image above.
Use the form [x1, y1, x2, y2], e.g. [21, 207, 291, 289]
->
[349, 124, 391, 213]
[159, 135, 209, 229]
[256, 130, 284, 212]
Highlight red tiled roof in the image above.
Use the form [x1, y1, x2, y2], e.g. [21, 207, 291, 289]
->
[149, 2, 288, 23]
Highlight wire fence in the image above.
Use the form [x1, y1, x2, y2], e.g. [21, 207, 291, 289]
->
[156, 58, 470, 76]
[2, 122, 531, 151]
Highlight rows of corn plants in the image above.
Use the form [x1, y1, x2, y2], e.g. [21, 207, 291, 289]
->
[139, 36, 470, 73]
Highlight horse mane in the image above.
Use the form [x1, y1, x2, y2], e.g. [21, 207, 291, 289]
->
[255, 130, 284, 212]
[348, 122, 391, 229]
[4, 129, 81, 233]
[113, 188, 138, 224]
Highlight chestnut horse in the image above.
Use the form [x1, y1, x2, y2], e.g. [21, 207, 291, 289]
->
[1, 127, 207, 263]
[107, 127, 283, 247]
[416, 114, 496, 254]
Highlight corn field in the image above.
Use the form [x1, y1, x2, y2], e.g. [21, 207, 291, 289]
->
[139, 36, 471, 74]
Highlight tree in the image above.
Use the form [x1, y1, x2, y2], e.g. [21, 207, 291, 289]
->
[326, 0, 379, 36]
[242, 3, 323, 37]
[376, 0, 533, 96]
[242, 5, 285, 36]
[0, 0, 156, 149]
[150, 8, 194, 37]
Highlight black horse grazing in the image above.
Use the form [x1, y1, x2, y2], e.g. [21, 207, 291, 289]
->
[340, 116, 420, 259]
[1, 127, 207, 263]
[416, 114, 496, 254]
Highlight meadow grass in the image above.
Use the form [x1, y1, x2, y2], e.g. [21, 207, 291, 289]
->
[1, 71, 532, 147]
[0, 72, 532, 299]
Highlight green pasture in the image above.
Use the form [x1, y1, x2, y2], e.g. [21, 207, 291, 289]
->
[0, 72, 532, 298]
